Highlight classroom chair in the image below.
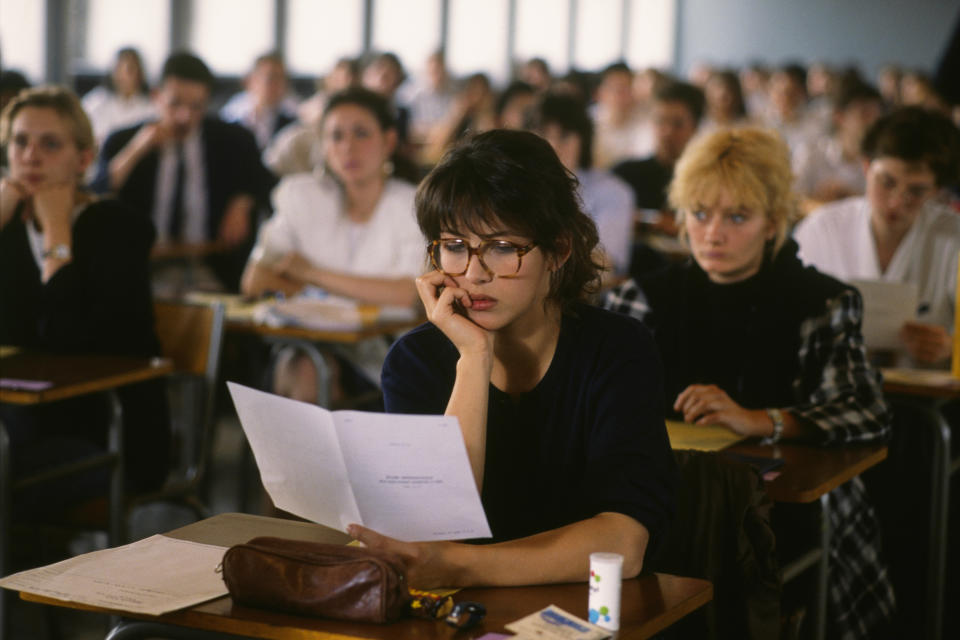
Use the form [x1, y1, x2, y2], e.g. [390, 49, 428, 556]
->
[126, 299, 226, 527]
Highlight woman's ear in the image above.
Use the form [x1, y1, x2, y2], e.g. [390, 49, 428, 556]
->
[77, 148, 95, 178]
[551, 237, 573, 271]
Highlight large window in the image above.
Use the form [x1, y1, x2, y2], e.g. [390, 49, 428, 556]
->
[514, 0, 570, 76]
[372, 0, 442, 77]
[190, 0, 275, 76]
[44, 0, 677, 87]
[573, 0, 624, 70]
[0, 0, 45, 82]
[447, 0, 510, 84]
[626, 0, 677, 70]
[85, 0, 169, 79]
[286, 0, 364, 77]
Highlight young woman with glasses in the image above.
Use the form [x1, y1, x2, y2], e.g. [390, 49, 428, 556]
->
[348, 129, 677, 588]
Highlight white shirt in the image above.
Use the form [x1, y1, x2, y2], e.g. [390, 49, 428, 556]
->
[82, 86, 156, 147]
[793, 137, 865, 199]
[152, 130, 208, 243]
[577, 169, 635, 274]
[252, 174, 424, 279]
[592, 107, 655, 169]
[794, 196, 960, 330]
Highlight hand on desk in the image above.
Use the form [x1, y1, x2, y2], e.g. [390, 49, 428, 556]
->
[348, 523, 456, 590]
[674, 384, 772, 437]
[900, 321, 952, 365]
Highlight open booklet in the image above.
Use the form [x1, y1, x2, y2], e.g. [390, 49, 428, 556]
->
[848, 279, 918, 351]
[227, 382, 492, 542]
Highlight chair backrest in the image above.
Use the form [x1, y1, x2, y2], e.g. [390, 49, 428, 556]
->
[154, 301, 225, 382]
[152, 300, 226, 487]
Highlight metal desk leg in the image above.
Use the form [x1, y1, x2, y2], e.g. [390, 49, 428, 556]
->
[106, 391, 125, 546]
[919, 403, 950, 640]
[812, 492, 830, 640]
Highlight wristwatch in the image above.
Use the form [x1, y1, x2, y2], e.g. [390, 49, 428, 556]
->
[42, 244, 72, 260]
[765, 408, 784, 444]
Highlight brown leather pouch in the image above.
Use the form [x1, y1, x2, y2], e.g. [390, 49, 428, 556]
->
[220, 536, 412, 623]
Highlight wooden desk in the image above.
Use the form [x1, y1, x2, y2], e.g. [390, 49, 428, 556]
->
[881, 367, 960, 640]
[20, 513, 713, 640]
[0, 351, 173, 640]
[727, 440, 888, 503]
[0, 352, 172, 404]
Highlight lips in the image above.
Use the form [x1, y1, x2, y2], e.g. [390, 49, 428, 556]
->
[468, 294, 496, 311]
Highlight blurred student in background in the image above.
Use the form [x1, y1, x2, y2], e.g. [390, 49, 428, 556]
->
[592, 62, 654, 168]
[699, 69, 750, 133]
[93, 51, 273, 292]
[81, 47, 156, 150]
[0, 87, 169, 510]
[793, 79, 884, 205]
[220, 52, 299, 151]
[242, 88, 423, 403]
[265, 57, 360, 177]
[531, 92, 634, 277]
[795, 106, 960, 367]
[613, 81, 705, 213]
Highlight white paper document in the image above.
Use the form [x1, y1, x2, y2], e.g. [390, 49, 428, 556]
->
[226, 382, 491, 542]
[849, 279, 918, 350]
[0, 535, 227, 615]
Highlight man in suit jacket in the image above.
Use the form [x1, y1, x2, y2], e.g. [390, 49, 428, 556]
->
[92, 51, 275, 289]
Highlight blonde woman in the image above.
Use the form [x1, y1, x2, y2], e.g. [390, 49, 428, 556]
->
[0, 87, 168, 504]
[604, 128, 895, 639]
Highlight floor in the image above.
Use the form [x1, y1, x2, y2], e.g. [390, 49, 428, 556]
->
[5, 413, 252, 640]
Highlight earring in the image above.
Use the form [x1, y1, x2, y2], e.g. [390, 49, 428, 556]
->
[383, 159, 395, 176]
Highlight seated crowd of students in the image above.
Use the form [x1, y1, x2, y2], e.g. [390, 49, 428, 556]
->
[2, 45, 960, 640]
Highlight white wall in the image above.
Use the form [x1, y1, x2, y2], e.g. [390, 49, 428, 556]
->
[675, 0, 960, 78]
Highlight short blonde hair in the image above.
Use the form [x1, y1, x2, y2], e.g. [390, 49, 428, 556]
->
[0, 86, 95, 153]
[669, 127, 798, 255]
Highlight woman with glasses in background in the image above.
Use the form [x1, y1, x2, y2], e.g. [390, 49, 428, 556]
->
[241, 87, 424, 404]
[348, 129, 676, 588]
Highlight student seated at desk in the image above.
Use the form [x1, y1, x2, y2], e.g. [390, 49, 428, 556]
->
[794, 106, 960, 367]
[603, 128, 895, 639]
[0, 87, 168, 510]
[351, 130, 677, 588]
[241, 87, 424, 403]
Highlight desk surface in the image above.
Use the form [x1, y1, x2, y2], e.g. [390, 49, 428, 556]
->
[226, 315, 420, 344]
[881, 367, 960, 399]
[20, 513, 713, 640]
[726, 440, 888, 503]
[0, 351, 172, 405]
[184, 293, 422, 344]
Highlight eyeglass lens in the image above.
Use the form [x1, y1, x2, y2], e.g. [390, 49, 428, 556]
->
[433, 240, 522, 276]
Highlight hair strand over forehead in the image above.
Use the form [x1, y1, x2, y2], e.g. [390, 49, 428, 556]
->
[669, 127, 798, 255]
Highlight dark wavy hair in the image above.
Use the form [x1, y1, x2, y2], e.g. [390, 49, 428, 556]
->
[861, 106, 960, 187]
[415, 129, 602, 309]
[322, 86, 397, 131]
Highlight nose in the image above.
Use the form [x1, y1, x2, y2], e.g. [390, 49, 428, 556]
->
[463, 249, 492, 283]
[703, 216, 724, 243]
[21, 140, 41, 163]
